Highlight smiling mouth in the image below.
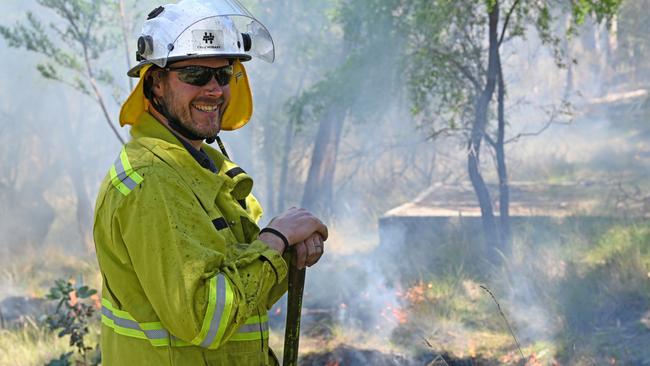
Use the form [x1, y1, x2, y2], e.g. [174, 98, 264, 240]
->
[191, 103, 219, 113]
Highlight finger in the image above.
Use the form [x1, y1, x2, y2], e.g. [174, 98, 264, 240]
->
[307, 235, 324, 267]
[315, 220, 328, 241]
[305, 236, 316, 263]
[294, 242, 307, 269]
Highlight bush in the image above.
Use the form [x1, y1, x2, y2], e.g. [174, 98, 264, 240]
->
[44, 279, 100, 366]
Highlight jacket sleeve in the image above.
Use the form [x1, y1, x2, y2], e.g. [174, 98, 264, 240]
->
[114, 165, 287, 349]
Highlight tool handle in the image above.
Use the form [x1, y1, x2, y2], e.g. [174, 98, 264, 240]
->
[283, 263, 306, 366]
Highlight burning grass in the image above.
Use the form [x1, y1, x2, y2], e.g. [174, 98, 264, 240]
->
[0, 222, 648, 365]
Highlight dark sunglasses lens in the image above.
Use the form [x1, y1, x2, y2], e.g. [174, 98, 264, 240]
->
[175, 65, 233, 86]
[214, 66, 233, 86]
[176, 67, 213, 86]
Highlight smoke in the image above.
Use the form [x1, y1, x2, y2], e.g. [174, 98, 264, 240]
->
[1, 1, 649, 363]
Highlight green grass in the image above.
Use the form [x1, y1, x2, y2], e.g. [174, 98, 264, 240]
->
[552, 224, 650, 364]
[386, 221, 650, 364]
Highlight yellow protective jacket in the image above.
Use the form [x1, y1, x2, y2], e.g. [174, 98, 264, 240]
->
[93, 112, 288, 365]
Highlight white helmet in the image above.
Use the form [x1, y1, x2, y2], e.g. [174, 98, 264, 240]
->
[128, 0, 274, 77]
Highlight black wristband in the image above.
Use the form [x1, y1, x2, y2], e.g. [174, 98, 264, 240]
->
[259, 227, 289, 253]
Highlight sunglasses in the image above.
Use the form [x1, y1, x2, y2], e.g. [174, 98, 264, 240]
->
[164, 64, 233, 87]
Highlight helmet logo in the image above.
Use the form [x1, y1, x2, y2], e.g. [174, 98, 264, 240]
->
[192, 30, 224, 51]
[203, 32, 215, 44]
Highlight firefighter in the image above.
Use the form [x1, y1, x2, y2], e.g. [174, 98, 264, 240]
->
[93, 1, 327, 364]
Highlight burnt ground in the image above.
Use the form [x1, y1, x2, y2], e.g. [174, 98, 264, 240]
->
[299, 345, 504, 366]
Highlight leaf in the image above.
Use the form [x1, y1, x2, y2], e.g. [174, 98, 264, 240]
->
[76, 286, 89, 298]
[37, 63, 61, 80]
[44, 352, 73, 366]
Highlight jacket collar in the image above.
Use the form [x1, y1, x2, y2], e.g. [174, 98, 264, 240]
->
[130, 112, 255, 208]
[130, 112, 226, 212]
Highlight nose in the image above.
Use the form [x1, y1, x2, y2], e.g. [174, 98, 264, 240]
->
[203, 76, 224, 97]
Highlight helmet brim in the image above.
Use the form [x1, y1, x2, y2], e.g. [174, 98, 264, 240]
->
[128, 54, 252, 78]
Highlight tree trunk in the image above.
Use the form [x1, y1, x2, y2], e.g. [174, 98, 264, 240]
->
[65, 135, 95, 254]
[262, 127, 277, 215]
[258, 66, 290, 217]
[467, 0, 501, 264]
[276, 73, 308, 213]
[277, 115, 295, 213]
[300, 107, 346, 216]
[70, 166, 94, 254]
[118, 0, 133, 91]
[496, 50, 511, 254]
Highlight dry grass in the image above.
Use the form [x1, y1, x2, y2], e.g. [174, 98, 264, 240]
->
[0, 244, 101, 366]
[0, 320, 100, 366]
[0, 245, 100, 298]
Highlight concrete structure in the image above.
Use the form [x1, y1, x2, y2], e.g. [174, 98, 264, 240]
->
[377, 181, 646, 280]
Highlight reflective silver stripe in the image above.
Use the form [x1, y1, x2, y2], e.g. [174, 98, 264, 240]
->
[145, 328, 170, 339]
[102, 306, 169, 340]
[236, 321, 268, 334]
[122, 175, 139, 190]
[200, 275, 227, 348]
[114, 156, 139, 189]
[114, 156, 128, 181]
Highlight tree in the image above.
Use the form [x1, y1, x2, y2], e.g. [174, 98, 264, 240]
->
[0, 0, 126, 144]
[0, 0, 143, 252]
[404, 0, 621, 264]
[290, 0, 405, 217]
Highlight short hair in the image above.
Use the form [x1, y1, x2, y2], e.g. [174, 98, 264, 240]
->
[143, 68, 167, 101]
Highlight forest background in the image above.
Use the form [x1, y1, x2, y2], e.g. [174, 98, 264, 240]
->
[0, 0, 649, 365]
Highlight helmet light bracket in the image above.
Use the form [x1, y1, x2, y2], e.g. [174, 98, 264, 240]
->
[147, 6, 165, 20]
[137, 35, 154, 59]
[241, 33, 252, 51]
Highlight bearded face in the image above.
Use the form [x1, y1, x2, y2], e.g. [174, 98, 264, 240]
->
[151, 58, 231, 140]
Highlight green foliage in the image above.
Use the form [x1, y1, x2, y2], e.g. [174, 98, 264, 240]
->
[403, 0, 622, 138]
[286, 0, 405, 128]
[571, 0, 622, 26]
[583, 225, 650, 270]
[0, 0, 120, 97]
[45, 279, 100, 366]
[403, 0, 487, 138]
[550, 224, 650, 361]
[614, 0, 650, 86]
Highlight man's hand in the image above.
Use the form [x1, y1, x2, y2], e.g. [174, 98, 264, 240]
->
[258, 207, 327, 259]
[293, 233, 324, 269]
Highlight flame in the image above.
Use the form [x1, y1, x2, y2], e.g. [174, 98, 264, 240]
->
[68, 290, 78, 306]
[91, 294, 101, 310]
[524, 353, 544, 366]
[396, 280, 428, 304]
[391, 307, 408, 324]
[468, 340, 476, 358]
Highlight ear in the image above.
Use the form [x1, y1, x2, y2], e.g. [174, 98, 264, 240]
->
[149, 70, 166, 99]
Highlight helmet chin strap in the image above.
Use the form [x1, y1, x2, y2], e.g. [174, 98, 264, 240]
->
[150, 98, 219, 144]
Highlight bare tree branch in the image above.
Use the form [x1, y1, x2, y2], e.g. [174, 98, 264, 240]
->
[505, 105, 573, 144]
[498, 0, 521, 47]
[430, 48, 482, 90]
